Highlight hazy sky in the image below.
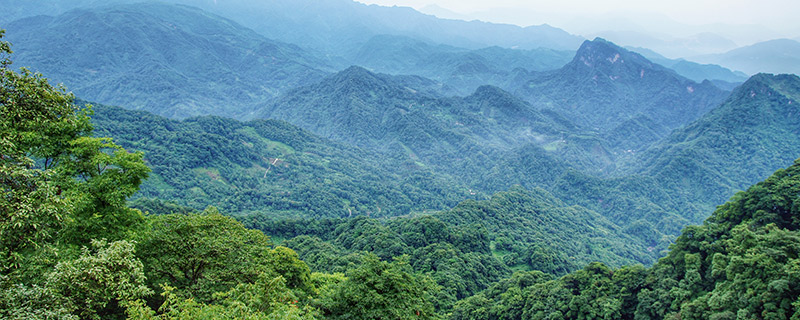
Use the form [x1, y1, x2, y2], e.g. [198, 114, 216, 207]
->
[357, 0, 800, 47]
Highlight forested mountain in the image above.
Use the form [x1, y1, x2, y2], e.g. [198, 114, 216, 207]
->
[630, 73, 800, 219]
[513, 38, 730, 153]
[3, 3, 332, 119]
[90, 103, 474, 218]
[252, 65, 617, 180]
[4, 0, 800, 318]
[452, 158, 800, 320]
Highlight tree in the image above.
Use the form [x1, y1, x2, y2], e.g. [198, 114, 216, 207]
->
[0, 29, 148, 278]
[46, 240, 152, 320]
[318, 253, 440, 319]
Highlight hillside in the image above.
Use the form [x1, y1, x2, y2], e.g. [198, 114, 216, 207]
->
[90, 103, 474, 218]
[4, 3, 332, 119]
[452, 157, 800, 319]
[252, 65, 619, 180]
[631, 73, 800, 219]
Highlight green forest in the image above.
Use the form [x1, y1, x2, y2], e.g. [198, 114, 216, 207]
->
[2, 3, 800, 317]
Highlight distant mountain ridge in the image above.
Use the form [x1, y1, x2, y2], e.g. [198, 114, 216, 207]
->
[691, 38, 800, 75]
[4, 3, 333, 119]
[347, 34, 574, 95]
[627, 46, 749, 84]
[0, 0, 585, 55]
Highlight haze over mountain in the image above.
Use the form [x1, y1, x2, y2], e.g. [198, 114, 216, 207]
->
[0, 0, 585, 55]
[627, 46, 749, 84]
[347, 34, 574, 95]
[690, 38, 800, 75]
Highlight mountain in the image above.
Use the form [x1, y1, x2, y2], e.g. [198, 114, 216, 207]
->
[348, 35, 573, 95]
[691, 38, 800, 75]
[631, 73, 800, 219]
[89, 103, 475, 218]
[251, 65, 616, 178]
[514, 38, 730, 153]
[0, 0, 585, 56]
[4, 3, 332, 119]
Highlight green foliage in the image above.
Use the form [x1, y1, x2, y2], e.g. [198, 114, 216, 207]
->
[0, 275, 76, 320]
[317, 254, 439, 320]
[135, 207, 276, 303]
[0, 30, 148, 280]
[91, 104, 471, 219]
[126, 280, 318, 320]
[47, 240, 152, 320]
[452, 158, 800, 319]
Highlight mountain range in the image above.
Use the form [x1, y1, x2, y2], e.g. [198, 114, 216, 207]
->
[3, 3, 332, 119]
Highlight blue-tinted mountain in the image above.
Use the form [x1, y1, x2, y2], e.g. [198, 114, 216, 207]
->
[514, 38, 730, 153]
[691, 38, 800, 75]
[3, 3, 332, 119]
[0, 0, 585, 56]
[348, 35, 572, 94]
[628, 46, 749, 84]
[251, 66, 612, 177]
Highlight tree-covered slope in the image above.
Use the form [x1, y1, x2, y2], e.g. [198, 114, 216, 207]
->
[4, 3, 332, 119]
[253, 65, 615, 177]
[514, 38, 730, 153]
[90, 103, 474, 219]
[452, 157, 800, 320]
[244, 187, 659, 311]
[631, 73, 800, 221]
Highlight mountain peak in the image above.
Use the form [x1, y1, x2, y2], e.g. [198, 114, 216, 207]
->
[730, 73, 800, 101]
[571, 38, 650, 70]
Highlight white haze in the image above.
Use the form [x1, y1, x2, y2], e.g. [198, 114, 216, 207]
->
[358, 0, 800, 58]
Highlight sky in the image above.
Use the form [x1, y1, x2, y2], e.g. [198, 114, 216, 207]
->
[357, 0, 800, 52]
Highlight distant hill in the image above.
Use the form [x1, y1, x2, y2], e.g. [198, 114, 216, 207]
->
[4, 3, 332, 119]
[691, 38, 800, 75]
[514, 38, 730, 153]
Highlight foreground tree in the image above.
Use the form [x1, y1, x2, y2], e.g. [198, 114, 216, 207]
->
[317, 253, 440, 319]
[0, 29, 150, 319]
